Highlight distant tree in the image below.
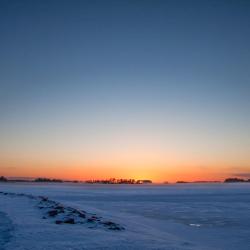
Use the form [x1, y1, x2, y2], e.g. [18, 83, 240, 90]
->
[136, 180, 152, 184]
[224, 178, 245, 183]
[0, 176, 8, 182]
[85, 178, 152, 184]
[34, 178, 63, 182]
[141, 180, 152, 184]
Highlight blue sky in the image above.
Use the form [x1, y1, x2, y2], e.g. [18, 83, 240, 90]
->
[0, 0, 250, 181]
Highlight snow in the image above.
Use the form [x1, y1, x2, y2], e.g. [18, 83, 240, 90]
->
[0, 182, 250, 250]
[0, 211, 13, 250]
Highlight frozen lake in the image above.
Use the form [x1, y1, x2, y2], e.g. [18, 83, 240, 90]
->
[0, 182, 250, 250]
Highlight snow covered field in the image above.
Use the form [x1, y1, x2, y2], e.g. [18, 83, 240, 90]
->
[0, 183, 250, 250]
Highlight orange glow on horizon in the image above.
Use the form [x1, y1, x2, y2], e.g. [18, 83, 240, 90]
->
[0, 158, 245, 183]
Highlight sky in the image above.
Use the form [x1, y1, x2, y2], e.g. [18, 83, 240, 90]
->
[0, 0, 250, 182]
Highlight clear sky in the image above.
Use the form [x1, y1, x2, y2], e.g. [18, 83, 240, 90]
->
[0, 0, 250, 182]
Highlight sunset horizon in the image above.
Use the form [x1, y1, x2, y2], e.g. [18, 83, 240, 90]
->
[1, 1, 250, 184]
[1, 1, 250, 249]
[1, 163, 248, 183]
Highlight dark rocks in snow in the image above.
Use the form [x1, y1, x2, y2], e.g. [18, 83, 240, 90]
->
[54, 205, 64, 210]
[91, 216, 99, 220]
[87, 218, 95, 223]
[48, 210, 58, 217]
[63, 218, 75, 224]
[39, 196, 48, 202]
[0, 191, 125, 231]
[78, 212, 86, 218]
[101, 221, 124, 231]
[54, 206, 65, 214]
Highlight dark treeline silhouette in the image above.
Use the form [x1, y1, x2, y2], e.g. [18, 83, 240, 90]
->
[1, 176, 152, 184]
[0, 176, 8, 182]
[0, 176, 78, 183]
[85, 178, 152, 184]
[176, 180, 221, 184]
[34, 178, 63, 183]
[2, 175, 250, 184]
[224, 178, 250, 183]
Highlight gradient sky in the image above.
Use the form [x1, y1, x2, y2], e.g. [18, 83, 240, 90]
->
[1, 0, 250, 182]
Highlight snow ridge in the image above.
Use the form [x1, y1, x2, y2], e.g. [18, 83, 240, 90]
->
[0, 191, 124, 231]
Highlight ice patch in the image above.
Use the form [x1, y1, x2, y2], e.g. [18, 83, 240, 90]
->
[189, 223, 201, 227]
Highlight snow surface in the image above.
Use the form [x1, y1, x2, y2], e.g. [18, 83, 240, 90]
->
[0, 211, 13, 250]
[0, 182, 250, 250]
